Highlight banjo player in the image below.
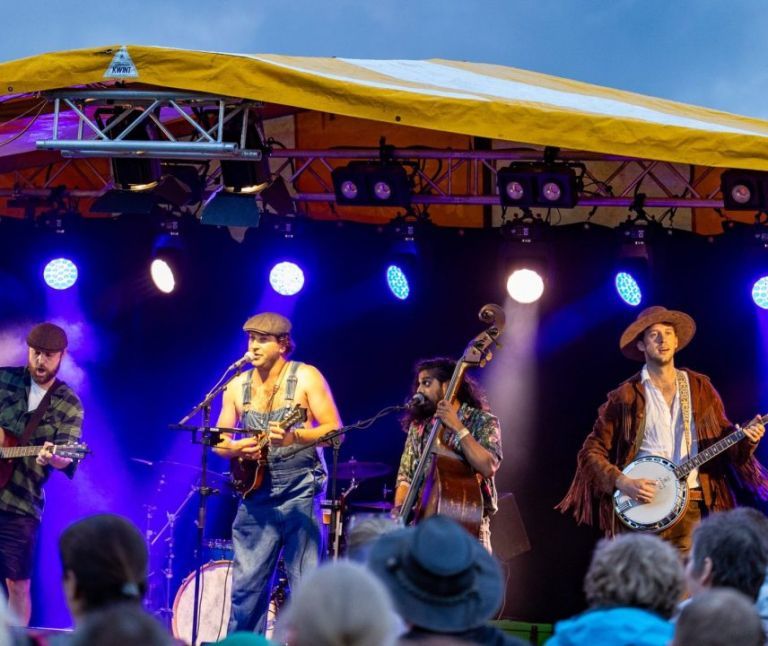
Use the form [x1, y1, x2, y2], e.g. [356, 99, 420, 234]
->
[557, 306, 768, 554]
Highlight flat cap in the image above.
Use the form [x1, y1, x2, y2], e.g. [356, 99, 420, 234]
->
[27, 322, 68, 352]
[242, 312, 292, 336]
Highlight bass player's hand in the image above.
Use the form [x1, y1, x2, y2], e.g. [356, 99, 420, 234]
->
[616, 474, 657, 503]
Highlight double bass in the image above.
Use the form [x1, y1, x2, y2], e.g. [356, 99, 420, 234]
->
[398, 304, 505, 537]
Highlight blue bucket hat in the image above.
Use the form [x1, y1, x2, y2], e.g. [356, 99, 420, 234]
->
[367, 515, 503, 632]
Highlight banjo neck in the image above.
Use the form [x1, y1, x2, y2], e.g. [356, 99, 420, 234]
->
[673, 414, 768, 480]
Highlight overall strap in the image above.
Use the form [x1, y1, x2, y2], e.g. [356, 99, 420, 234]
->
[241, 370, 253, 413]
[283, 361, 302, 403]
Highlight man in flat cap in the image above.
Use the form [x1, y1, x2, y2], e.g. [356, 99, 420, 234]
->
[213, 312, 342, 634]
[0, 322, 84, 624]
[557, 306, 767, 553]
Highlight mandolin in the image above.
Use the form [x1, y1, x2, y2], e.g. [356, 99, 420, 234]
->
[229, 405, 307, 497]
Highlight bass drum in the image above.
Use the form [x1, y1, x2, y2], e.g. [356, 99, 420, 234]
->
[172, 560, 278, 643]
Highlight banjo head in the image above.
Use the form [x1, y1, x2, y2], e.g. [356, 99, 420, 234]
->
[613, 455, 687, 532]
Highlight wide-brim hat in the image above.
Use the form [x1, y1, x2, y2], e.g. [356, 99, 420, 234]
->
[242, 312, 291, 337]
[619, 306, 696, 361]
[367, 515, 503, 633]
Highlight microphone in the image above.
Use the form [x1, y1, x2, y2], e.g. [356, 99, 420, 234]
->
[228, 352, 255, 371]
[405, 393, 427, 408]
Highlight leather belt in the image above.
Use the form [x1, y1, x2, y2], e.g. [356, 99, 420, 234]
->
[688, 488, 704, 502]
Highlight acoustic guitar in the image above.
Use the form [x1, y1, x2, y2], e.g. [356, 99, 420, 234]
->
[613, 414, 767, 532]
[229, 405, 307, 497]
[0, 427, 89, 488]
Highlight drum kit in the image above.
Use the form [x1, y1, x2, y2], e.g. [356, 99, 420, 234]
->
[136, 455, 394, 642]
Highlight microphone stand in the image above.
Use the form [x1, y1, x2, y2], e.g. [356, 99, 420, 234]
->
[280, 403, 404, 559]
[174, 363, 245, 646]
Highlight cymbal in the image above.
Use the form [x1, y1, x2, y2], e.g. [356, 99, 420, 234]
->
[334, 459, 391, 481]
[155, 459, 229, 482]
[349, 500, 394, 511]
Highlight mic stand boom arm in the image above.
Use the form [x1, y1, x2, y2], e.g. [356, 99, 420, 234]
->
[279, 403, 404, 558]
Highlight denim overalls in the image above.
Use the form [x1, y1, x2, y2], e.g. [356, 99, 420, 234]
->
[228, 361, 327, 633]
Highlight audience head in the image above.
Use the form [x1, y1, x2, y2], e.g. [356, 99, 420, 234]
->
[69, 602, 172, 646]
[686, 509, 767, 601]
[367, 515, 503, 633]
[274, 560, 400, 646]
[58, 514, 148, 619]
[345, 515, 401, 563]
[672, 588, 765, 646]
[584, 533, 684, 619]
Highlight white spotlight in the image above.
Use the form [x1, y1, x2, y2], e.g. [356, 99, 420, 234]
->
[150, 259, 176, 294]
[506, 268, 544, 304]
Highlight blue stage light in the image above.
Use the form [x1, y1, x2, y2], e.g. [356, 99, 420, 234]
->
[43, 258, 78, 290]
[386, 265, 410, 300]
[615, 272, 642, 306]
[269, 261, 305, 296]
[752, 276, 768, 309]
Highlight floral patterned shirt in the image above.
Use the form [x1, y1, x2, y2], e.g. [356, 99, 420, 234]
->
[396, 403, 502, 515]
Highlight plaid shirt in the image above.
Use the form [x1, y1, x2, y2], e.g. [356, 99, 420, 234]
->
[396, 403, 503, 515]
[0, 367, 83, 519]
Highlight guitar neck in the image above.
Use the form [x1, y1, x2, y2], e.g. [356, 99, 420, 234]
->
[0, 445, 43, 459]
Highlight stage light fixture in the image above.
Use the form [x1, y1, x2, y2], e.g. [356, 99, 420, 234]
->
[615, 271, 642, 307]
[269, 261, 305, 296]
[331, 162, 411, 207]
[105, 108, 162, 192]
[43, 258, 78, 290]
[497, 164, 579, 209]
[220, 112, 271, 195]
[721, 169, 768, 211]
[150, 258, 175, 294]
[506, 268, 544, 304]
[752, 276, 768, 309]
[386, 265, 410, 300]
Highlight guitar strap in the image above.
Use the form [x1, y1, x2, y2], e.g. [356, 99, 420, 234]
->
[20, 379, 59, 446]
[676, 369, 693, 458]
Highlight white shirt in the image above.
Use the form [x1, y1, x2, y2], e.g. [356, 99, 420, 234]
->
[637, 366, 700, 488]
[28, 380, 47, 412]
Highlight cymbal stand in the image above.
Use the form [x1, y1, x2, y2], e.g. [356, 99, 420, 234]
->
[150, 483, 199, 628]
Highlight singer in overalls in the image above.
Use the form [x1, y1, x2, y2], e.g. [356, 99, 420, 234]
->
[214, 312, 343, 633]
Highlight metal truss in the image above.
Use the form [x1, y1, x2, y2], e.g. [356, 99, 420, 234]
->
[0, 88, 726, 215]
[36, 90, 264, 160]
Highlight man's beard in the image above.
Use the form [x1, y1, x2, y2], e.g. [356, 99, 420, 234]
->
[409, 398, 437, 423]
[29, 360, 61, 385]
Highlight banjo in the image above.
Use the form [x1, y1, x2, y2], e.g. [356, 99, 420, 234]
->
[613, 415, 767, 532]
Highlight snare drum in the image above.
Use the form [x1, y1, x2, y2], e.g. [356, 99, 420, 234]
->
[172, 560, 278, 642]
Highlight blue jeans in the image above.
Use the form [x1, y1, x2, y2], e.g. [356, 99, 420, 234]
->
[228, 468, 325, 633]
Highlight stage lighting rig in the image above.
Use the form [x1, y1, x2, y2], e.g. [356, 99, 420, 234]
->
[497, 148, 582, 209]
[720, 169, 768, 211]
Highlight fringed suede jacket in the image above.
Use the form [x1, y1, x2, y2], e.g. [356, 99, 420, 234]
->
[557, 368, 768, 535]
